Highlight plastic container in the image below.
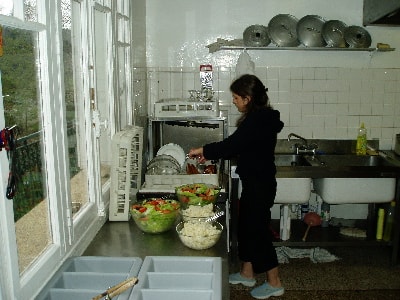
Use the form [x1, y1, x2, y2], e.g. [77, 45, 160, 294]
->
[356, 122, 367, 155]
[376, 208, 385, 240]
[35, 256, 143, 300]
[321, 202, 331, 227]
[383, 201, 396, 242]
[130, 256, 222, 300]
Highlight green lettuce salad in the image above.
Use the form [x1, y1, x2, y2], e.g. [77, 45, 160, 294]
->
[175, 183, 220, 206]
[130, 199, 180, 233]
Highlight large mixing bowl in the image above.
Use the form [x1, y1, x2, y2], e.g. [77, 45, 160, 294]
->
[175, 183, 220, 208]
[180, 203, 222, 222]
[130, 199, 180, 234]
[176, 221, 223, 250]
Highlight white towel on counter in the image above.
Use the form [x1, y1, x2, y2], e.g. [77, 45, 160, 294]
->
[276, 246, 340, 264]
[235, 51, 255, 78]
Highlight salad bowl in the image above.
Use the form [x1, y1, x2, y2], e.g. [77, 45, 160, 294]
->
[130, 198, 180, 233]
[175, 183, 220, 208]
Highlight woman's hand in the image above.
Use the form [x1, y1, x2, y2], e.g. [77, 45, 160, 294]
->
[188, 147, 206, 163]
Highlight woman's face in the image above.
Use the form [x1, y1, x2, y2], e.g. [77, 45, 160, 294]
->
[232, 92, 250, 113]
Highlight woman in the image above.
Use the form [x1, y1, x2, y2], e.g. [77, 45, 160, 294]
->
[189, 74, 284, 299]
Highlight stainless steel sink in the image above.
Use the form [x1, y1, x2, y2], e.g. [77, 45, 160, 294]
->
[308, 154, 394, 167]
[275, 154, 311, 166]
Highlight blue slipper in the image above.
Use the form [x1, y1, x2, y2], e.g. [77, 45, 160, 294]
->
[250, 282, 284, 299]
[229, 272, 256, 287]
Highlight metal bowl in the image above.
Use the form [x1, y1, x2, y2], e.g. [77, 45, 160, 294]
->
[344, 26, 371, 48]
[297, 15, 327, 47]
[322, 20, 347, 48]
[243, 24, 270, 47]
[268, 14, 300, 47]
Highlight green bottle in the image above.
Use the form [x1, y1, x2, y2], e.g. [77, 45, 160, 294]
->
[356, 123, 367, 155]
[383, 201, 396, 242]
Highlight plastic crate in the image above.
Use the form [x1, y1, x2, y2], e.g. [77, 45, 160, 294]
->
[35, 256, 143, 300]
[109, 126, 143, 221]
[144, 173, 219, 191]
[129, 256, 222, 300]
[154, 99, 219, 118]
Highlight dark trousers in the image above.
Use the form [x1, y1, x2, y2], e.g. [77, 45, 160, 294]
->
[237, 178, 279, 273]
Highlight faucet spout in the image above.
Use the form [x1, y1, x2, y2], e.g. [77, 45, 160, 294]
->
[287, 133, 308, 146]
[287, 133, 318, 155]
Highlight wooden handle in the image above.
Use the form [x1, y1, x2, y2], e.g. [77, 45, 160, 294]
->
[92, 277, 138, 300]
[109, 277, 138, 298]
[302, 224, 311, 242]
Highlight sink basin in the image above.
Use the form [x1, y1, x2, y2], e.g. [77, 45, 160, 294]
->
[274, 155, 311, 204]
[312, 155, 396, 204]
[308, 154, 394, 167]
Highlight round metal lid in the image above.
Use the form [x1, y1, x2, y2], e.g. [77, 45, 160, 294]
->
[344, 26, 372, 48]
[322, 20, 347, 48]
[243, 24, 271, 47]
[297, 15, 327, 47]
[268, 14, 300, 47]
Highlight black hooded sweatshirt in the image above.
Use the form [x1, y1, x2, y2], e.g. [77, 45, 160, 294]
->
[203, 107, 284, 180]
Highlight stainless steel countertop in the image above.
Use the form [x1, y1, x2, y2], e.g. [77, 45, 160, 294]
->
[83, 219, 230, 299]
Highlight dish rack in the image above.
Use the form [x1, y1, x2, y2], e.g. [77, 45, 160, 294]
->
[109, 126, 143, 221]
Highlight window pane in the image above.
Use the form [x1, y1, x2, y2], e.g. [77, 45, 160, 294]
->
[0, 26, 50, 274]
[24, 0, 37, 22]
[61, 0, 89, 216]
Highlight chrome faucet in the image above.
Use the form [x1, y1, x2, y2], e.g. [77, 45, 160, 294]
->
[288, 133, 308, 146]
[287, 133, 318, 155]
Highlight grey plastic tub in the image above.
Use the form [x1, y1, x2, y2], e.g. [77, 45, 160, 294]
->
[35, 256, 142, 300]
[130, 256, 222, 300]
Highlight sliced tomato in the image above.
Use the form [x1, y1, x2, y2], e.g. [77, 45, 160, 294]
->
[181, 196, 189, 203]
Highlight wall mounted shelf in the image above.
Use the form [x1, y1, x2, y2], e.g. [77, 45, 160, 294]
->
[218, 46, 395, 52]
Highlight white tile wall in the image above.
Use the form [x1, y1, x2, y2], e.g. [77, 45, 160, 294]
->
[144, 66, 400, 150]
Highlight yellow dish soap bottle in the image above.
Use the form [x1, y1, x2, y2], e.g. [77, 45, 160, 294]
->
[356, 122, 367, 155]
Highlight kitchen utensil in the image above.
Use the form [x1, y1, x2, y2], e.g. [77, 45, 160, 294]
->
[205, 210, 225, 222]
[322, 20, 347, 47]
[268, 14, 300, 47]
[344, 26, 372, 48]
[92, 277, 138, 300]
[243, 24, 270, 47]
[297, 15, 327, 47]
[157, 143, 186, 167]
[302, 212, 322, 241]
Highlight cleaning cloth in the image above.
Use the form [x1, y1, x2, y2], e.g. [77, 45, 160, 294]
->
[276, 246, 340, 264]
